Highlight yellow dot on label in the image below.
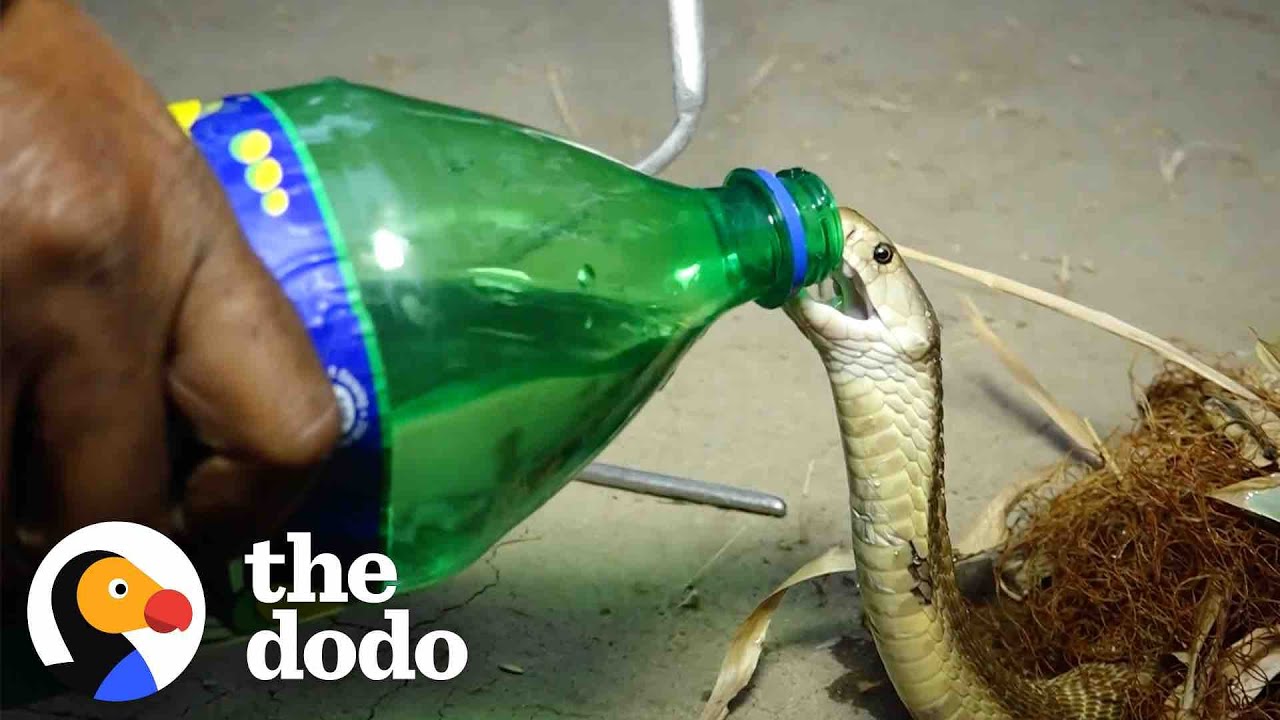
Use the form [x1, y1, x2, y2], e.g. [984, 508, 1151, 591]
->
[245, 157, 283, 192]
[230, 129, 273, 164]
[261, 188, 290, 217]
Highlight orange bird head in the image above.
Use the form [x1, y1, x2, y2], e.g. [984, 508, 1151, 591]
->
[76, 556, 192, 635]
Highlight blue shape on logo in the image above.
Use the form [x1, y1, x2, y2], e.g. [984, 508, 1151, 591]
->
[94, 650, 156, 702]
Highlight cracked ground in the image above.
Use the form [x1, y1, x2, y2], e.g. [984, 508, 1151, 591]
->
[9, 0, 1279, 719]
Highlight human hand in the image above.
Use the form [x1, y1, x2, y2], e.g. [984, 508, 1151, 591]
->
[0, 0, 340, 582]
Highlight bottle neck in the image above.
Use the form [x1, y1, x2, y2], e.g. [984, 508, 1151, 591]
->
[710, 168, 843, 308]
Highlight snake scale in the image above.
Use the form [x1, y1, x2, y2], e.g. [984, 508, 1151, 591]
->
[783, 208, 1151, 719]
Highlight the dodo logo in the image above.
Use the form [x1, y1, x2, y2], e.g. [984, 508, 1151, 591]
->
[26, 522, 205, 702]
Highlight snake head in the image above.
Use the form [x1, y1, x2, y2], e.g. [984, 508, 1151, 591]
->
[785, 207, 939, 362]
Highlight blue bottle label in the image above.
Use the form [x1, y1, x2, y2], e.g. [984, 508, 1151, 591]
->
[173, 96, 384, 556]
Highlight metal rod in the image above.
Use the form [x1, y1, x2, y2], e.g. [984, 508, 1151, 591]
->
[633, 0, 706, 175]
[577, 462, 787, 517]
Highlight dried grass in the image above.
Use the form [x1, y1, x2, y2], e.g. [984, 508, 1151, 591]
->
[971, 364, 1280, 718]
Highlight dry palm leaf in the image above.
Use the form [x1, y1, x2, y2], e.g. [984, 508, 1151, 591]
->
[695, 548, 1001, 720]
[954, 471, 1053, 556]
[1208, 473, 1280, 525]
[1220, 625, 1280, 707]
[697, 547, 856, 720]
[962, 296, 1100, 460]
[1163, 585, 1225, 719]
[1199, 391, 1279, 469]
[1256, 338, 1280, 379]
[896, 245, 1262, 405]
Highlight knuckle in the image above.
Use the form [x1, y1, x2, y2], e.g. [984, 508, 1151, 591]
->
[1, 121, 134, 280]
[28, 229, 136, 290]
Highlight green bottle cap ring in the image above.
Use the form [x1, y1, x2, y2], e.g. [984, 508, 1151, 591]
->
[752, 169, 807, 290]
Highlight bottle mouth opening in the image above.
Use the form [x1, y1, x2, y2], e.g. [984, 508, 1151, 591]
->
[724, 167, 842, 309]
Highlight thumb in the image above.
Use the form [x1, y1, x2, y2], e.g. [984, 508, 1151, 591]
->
[166, 173, 339, 472]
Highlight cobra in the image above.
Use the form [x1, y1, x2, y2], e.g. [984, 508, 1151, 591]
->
[783, 208, 1150, 719]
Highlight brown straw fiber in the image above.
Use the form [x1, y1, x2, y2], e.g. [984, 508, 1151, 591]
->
[970, 365, 1279, 718]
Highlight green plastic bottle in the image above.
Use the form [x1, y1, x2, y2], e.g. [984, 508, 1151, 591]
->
[168, 78, 844, 598]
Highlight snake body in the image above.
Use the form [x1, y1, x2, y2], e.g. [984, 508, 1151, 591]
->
[784, 208, 1146, 719]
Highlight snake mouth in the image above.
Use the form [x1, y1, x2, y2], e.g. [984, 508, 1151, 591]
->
[809, 267, 875, 321]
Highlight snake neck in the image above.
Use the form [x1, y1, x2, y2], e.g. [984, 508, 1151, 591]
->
[826, 338, 1009, 719]
[825, 336, 1140, 720]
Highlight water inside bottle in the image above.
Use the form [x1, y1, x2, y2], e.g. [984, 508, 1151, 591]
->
[369, 275, 708, 587]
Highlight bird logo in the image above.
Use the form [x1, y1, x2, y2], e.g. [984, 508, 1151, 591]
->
[26, 522, 205, 702]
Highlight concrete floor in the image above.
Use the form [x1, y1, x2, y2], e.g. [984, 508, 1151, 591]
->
[17, 1, 1279, 718]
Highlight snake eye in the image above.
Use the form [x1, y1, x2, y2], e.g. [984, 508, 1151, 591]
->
[109, 579, 128, 599]
[872, 242, 894, 265]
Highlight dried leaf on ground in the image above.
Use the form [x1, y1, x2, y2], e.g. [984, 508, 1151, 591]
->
[697, 547, 998, 720]
[697, 547, 856, 720]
